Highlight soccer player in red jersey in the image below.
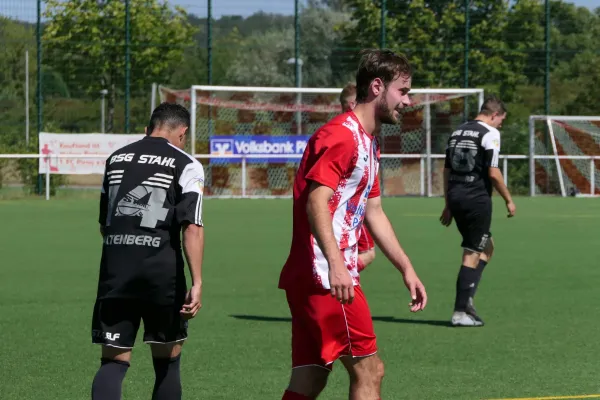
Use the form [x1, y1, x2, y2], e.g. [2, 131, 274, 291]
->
[279, 49, 428, 400]
[340, 82, 376, 273]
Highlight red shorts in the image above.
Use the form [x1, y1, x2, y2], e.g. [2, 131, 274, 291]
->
[285, 285, 377, 370]
[358, 225, 375, 253]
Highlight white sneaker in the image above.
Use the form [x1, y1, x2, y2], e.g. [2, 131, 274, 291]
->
[451, 311, 484, 327]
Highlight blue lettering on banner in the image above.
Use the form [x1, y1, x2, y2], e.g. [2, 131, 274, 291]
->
[209, 135, 311, 163]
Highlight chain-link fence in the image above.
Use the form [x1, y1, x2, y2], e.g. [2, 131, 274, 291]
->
[1, 0, 599, 196]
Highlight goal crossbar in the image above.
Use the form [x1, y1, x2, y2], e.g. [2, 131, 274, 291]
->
[190, 85, 484, 96]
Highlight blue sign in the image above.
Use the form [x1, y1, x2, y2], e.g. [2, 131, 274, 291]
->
[209, 135, 311, 163]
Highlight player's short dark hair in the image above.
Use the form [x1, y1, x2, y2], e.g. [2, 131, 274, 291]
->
[146, 102, 191, 135]
[340, 82, 356, 108]
[479, 95, 507, 116]
[355, 48, 412, 103]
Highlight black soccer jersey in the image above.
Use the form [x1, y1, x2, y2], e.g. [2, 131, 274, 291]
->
[97, 136, 204, 305]
[444, 120, 501, 199]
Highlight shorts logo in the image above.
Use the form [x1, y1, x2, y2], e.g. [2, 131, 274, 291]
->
[210, 139, 234, 155]
[106, 332, 121, 341]
[93, 330, 121, 341]
[479, 233, 489, 250]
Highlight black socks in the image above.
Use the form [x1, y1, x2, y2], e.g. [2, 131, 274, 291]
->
[91, 358, 130, 400]
[472, 259, 488, 298]
[454, 265, 480, 312]
[152, 354, 182, 400]
[91, 354, 182, 400]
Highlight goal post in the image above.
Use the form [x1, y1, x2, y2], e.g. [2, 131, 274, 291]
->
[529, 115, 600, 197]
[159, 84, 485, 198]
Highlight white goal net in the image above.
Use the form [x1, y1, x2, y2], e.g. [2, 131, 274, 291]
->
[530, 115, 600, 197]
[158, 85, 484, 198]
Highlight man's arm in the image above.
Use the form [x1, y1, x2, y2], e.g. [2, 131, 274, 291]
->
[483, 130, 516, 217]
[439, 147, 454, 226]
[306, 182, 354, 304]
[440, 167, 453, 227]
[443, 168, 450, 206]
[180, 222, 203, 320]
[182, 222, 204, 288]
[176, 160, 206, 319]
[443, 148, 452, 207]
[489, 168, 516, 216]
[302, 130, 356, 304]
[365, 196, 427, 311]
[98, 161, 109, 237]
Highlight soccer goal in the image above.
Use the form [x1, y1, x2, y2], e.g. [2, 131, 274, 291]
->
[529, 115, 600, 197]
[158, 85, 484, 198]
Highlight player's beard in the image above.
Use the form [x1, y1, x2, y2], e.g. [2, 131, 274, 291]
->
[376, 89, 400, 125]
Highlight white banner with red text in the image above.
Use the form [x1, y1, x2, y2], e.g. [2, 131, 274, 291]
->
[38, 132, 144, 174]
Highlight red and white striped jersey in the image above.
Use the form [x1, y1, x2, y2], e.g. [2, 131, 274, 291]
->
[279, 112, 381, 292]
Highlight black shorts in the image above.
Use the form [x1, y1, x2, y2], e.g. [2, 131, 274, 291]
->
[91, 298, 188, 349]
[449, 197, 492, 253]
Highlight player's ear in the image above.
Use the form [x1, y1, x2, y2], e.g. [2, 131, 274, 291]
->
[371, 78, 384, 97]
[144, 126, 148, 135]
[178, 126, 188, 145]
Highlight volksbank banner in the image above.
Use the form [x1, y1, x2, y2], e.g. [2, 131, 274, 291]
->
[209, 135, 310, 163]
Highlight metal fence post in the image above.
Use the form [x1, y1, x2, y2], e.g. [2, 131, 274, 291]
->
[36, 0, 43, 195]
[380, 0, 386, 48]
[207, 0, 213, 141]
[125, 0, 131, 133]
[464, 0, 470, 121]
[207, 0, 212, 85]
[544, 0, 550, 116]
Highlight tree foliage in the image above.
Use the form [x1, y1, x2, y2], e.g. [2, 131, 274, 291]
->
[0, 0, 598, 145]
[42, 0, 197, 132]
[0, 17, 34, 101]
[224, 5, 350, 87]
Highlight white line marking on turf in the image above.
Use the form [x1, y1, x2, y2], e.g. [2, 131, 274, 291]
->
[398, 214, 600, 219]
[485, 394, 600, 400]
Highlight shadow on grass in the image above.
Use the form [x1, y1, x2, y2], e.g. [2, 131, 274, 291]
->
[230, 314, 452, 327]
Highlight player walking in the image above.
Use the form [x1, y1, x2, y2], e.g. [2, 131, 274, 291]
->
[91, 103, 205, 400]
[440, 95, 516, 327]
[279, 49, 427, 400]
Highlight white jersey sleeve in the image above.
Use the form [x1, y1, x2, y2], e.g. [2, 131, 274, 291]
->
[481, 129, 501, 168]
[176, 160, 205, 226]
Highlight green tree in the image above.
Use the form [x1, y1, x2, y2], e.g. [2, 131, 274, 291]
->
[226, 27, 295, 86]
[225, 6, 350, 87]
[0, 18, 35, 103]
[43, 0, 197, 132]
[0, 17, 36, 143]
[338, 0, 531, 91]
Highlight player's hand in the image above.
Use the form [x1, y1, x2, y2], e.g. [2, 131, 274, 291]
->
[439, 207, 453, 227]
[506, 201, 516, 218]
[402, 269, 427, 312]
[180, 284, 202, 320]
[329, 261, 355, 304]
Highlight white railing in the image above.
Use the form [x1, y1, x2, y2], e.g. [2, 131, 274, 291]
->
[0, 153, 597, 200]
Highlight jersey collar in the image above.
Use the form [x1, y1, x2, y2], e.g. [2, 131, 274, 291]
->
[143, 135, 169, 143]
